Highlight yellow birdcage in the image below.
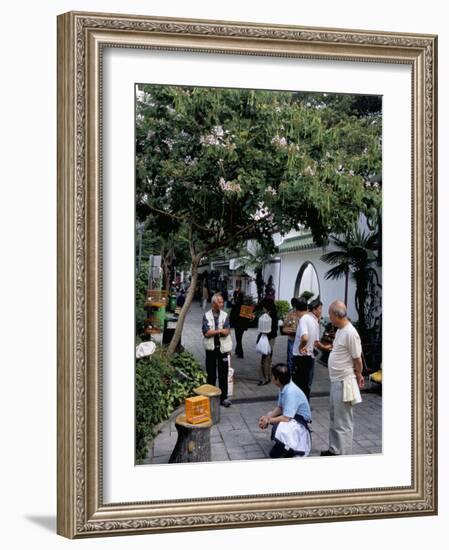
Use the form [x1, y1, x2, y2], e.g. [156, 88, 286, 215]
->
[145, 289, 169, 308]
[185, 395, 211, 425]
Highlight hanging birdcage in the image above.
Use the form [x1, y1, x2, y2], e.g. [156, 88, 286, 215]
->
[258, 313, 272, 334]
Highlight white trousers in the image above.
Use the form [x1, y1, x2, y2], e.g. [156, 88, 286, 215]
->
[329, 380, 354, 455]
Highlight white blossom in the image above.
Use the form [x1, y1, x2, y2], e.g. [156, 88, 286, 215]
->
[200, 134, 220, 146]
[213, 125, 224, 137]
[305, 165, 316, 176]
[162, 138, 174, 150]
[271, 135, 288, 147]
[219, 177, 241, 193]
[184, 155, 197, 166]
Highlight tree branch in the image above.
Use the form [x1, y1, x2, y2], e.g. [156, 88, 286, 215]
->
[145, 203, 211, 233]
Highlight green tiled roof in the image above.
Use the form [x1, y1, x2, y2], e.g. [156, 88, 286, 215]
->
[277, 233, 316, 253]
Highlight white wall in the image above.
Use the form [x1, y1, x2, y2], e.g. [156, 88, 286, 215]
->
[0, 1, 446, 549]
[278, 248, 358, 319]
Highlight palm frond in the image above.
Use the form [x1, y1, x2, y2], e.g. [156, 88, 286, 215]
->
[324, 264, 349, 280]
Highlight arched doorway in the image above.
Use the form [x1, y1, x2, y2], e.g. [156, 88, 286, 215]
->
[294, 261, 320, 300]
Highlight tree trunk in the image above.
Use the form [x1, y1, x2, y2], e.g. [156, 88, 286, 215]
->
[166, 255, 200, 356]
[344, 269, 349, 306]
[161, 248, 174, 291]
[168, 414, 212, 463]
[355, 275, 367, 341]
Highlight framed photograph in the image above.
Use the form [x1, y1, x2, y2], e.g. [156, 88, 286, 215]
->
[57, 11, 437, 538]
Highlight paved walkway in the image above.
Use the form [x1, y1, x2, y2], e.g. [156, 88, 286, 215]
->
[142, 303, 382, 464]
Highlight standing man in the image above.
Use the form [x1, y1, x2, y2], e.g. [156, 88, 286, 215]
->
[258, 363, 312, 458]
[292, 298, 330, 400]
[282, 297, 308, 372]
[229, 290, 252, 358]
[321, 300, 365, 456]
[202, 293, 233, 407]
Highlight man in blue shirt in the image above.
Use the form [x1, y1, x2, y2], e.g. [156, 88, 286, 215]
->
[259, 363, 311, 458]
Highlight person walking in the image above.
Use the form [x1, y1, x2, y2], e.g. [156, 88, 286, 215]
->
[202, 293, 233, 407]
[256, 299, 278, 385]
[321, 300, 365, 456]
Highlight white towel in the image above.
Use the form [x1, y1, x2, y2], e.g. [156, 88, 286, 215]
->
[343, 376, 362, 405]
[274, 420, 311, 456]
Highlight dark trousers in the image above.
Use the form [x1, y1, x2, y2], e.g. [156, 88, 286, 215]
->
[234, 328, 245, 357]
[292, 355, 315, 401]
[206, 349, 229, 401]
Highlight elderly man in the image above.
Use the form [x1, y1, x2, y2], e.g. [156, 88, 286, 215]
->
[202, 292, 233, 407]
[259, 363, 312, 458]
[321, 300, 365, 456]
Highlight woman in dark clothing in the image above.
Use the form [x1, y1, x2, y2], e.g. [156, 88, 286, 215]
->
[229, 291, 251, 358]
[257, 298, 278, 385]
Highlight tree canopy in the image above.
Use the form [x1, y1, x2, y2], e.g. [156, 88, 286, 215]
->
[136, 85, 381, 252]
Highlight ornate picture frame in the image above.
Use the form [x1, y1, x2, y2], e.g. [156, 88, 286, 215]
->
[57, 11, 437, 538]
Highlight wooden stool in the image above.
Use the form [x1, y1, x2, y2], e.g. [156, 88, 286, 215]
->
[194, 384, 222, 424]
[168, 414, 212, 463]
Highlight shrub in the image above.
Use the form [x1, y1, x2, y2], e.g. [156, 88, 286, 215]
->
[275, 300, 290, 320]
[135, 348, 206, 462]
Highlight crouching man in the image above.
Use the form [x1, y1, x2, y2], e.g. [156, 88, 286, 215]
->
[259, 363, 312, 458]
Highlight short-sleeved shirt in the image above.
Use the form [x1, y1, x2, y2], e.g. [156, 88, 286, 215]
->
[292, 312, 320, 356]
[277, 381, 311, 421]
[328, 322, 362, 381]
[202, 310, 230, 349]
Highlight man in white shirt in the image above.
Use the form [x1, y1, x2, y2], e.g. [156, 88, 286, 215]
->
[321, 300, 365, 456]
[292, 298, 330, 401]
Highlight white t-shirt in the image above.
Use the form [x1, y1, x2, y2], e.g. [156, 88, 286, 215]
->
[292, 313, 320, 357]
[328, 322, 362, 381]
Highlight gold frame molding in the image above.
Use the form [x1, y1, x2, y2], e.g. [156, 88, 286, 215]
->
[57, 11, 438, 538]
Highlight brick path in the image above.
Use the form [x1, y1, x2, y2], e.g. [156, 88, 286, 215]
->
[142, 302, 382, 463]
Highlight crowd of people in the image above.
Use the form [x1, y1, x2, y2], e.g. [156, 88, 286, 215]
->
[201, 290, 365, 459]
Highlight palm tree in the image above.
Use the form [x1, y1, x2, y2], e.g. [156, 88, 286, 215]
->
[321, 228, 379, 335]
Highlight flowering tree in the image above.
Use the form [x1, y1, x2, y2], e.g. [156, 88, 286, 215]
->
[136, 85, 382, 354]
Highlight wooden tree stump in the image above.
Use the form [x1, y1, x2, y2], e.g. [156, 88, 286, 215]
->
[168, 414, 212, 463]
[194, 384, 222, 424]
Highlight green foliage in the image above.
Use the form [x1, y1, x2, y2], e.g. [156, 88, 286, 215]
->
[135, 260, 149, 337]
[170, 351, 207, 393]
[299, 290, 314, 301]
[275, 300, 290, 320]
[135, 348, 206, 462]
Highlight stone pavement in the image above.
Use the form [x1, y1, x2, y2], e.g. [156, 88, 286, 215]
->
[142, 302, 382, 464]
